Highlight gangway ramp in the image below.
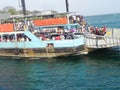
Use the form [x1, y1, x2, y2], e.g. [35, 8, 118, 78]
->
[85, 34, 120, 49]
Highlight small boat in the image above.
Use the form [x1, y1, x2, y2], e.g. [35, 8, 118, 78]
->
[0, 12, 87, 59]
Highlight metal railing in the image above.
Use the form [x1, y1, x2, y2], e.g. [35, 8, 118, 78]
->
[85, 34, 120, 48]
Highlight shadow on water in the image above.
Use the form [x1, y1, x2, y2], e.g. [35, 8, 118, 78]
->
[86, 47, 120, 60]
[53, 47, 120, 63]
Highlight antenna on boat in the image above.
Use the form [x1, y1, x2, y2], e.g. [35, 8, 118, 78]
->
[21, 0, 27, 16]
[65, 0, 69, 12]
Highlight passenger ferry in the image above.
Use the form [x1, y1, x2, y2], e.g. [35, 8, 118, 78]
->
[0, 12, 87, 59]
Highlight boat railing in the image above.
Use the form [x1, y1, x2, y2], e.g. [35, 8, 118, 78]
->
[85, 33, 120, 48]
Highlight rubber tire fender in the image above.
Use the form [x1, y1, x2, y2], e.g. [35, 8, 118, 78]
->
[14, 48, 19, 55]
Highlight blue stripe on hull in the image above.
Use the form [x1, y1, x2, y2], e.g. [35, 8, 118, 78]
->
[0, 37, 84, 49]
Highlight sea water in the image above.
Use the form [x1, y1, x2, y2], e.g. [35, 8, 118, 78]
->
[0, 14, 120, 90]
[85, 13, 120, 28]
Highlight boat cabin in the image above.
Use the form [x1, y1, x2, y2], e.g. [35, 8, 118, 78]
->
[0, 32, 31, 42]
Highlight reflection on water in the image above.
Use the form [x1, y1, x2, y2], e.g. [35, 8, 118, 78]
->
[0, 48, 120, 90]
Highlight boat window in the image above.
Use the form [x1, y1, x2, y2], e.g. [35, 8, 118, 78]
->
[0, 33, 32, 42]
[47, 43, 54, 47]
[17, 33, 31, 42]
[2, 34, 15, 42]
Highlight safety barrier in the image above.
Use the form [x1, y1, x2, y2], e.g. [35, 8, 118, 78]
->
[85, 34, 120, 48]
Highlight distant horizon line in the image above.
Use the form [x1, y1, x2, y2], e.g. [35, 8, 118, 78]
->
[85, 12, 120, 17]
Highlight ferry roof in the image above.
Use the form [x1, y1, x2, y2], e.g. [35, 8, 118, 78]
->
[25, 12, 76, 17]
[10, 12, 76, 19]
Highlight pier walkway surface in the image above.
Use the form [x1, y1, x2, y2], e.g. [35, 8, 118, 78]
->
[85, 28, 120, 49]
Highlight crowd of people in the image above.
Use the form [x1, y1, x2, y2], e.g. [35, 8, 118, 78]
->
[14, 19, 34, 31]
[33, 27, 79, 41]
[0, 14, 108, 42]
[88, 26, 107, 35]
[69, 15, 84, 24]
